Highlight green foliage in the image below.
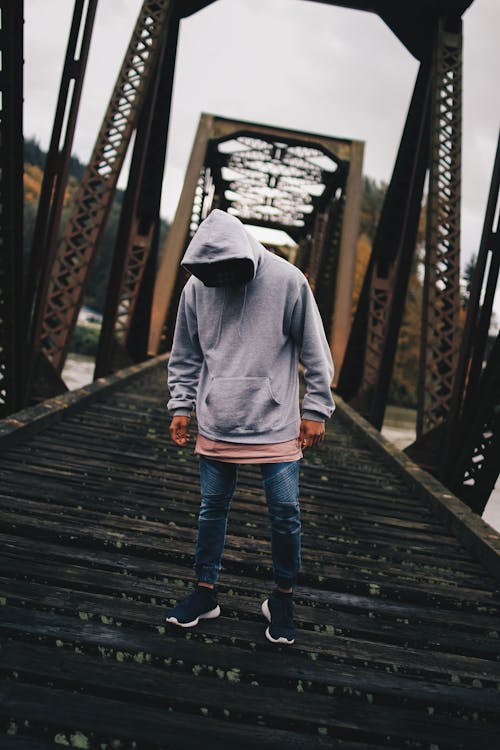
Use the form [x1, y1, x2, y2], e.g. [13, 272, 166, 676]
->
[24, 136, 46, 169]
[360, 176, 387, 241]
[70, 325, 100, 355]
[461, 253, 476, 309]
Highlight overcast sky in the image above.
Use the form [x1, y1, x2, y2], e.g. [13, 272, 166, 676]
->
[24, 0, 499, 316]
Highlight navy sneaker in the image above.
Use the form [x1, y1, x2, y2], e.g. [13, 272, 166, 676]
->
[166, 585, 220, 628]
[261, 591, 296, 645]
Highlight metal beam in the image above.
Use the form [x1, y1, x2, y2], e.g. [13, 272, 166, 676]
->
[148, 114, 215, 355]
[148, 115, 362, 356]
[449, 334, 500, 514]
[0, 0, 24, 417]
[417, 17, 463, 437]
[24, 0, 98, 403]
[330, 140, 364, 380]
[438, 132, 500, 511]
[337, 60, 431, 418]
[94, 11, 179, 378]
[28, 0, 171, 400]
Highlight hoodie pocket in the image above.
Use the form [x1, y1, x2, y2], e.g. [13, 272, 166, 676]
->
[203, 376, 281, 435]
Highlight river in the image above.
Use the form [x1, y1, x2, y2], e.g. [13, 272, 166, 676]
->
[62, 354, 500, 533]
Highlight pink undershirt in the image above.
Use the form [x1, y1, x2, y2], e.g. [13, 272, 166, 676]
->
[195, 433, 303, 463]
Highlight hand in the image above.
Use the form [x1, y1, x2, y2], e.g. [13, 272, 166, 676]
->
[299, 419, 325, 451]
[169, 415, 191, 446]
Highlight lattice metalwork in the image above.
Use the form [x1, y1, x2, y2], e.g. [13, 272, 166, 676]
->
[115, 227, 155, 344]
[149, 115, 362, 359]
[313, 191, 346, 333]
[434, 131, 500, 512]
[450, 335, 500, 514]
[209, 136, 341, 238]
[307, 209, 330, 291]
[25, 0, 98, 393]
[94, 14, 179, 378]
[189, 167, 214, 239]
[0, 1, 24, 417]
[418, 19, 462, 436]
[363, 277, 392, 392]
[30, 0, 171, 383]
[337, 60, 431, 423]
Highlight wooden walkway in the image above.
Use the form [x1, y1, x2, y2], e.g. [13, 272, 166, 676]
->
[1, 355, 500, 749]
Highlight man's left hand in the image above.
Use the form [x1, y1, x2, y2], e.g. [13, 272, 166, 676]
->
[299, 419, 325, 451]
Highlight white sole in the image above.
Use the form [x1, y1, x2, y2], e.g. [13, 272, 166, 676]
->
[261, 599, 295, 645]
[166, 604, 220, 629]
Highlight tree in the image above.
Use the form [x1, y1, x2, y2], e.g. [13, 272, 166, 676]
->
[461, 253, 476, 310]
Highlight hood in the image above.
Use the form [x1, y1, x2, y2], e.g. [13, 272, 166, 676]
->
[181, 209, 265, 286]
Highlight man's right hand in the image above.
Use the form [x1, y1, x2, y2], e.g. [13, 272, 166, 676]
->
[169, 415, 191, 446]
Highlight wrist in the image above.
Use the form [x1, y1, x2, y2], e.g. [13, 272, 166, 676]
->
[301, 411, 325, 422]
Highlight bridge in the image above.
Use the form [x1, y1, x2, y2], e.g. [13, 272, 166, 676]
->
[1, 0, 500, 747]
[1, 355, 500, 747]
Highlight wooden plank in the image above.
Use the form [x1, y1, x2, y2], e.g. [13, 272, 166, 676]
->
[2, 605, 500, 685]
[2, 574, 500, 663]
[2, 532, 498, 629]
[1, 358, 500, 748]
[1, 642, 499, 747]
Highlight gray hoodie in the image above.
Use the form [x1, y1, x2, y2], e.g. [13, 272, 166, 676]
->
[167, 209, 335, 444]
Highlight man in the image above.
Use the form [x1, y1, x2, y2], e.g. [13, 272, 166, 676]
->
[165, 209, 334, 645]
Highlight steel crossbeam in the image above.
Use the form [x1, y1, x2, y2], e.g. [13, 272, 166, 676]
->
[28, 0, 171, 400]
[148, 115, 363, 373]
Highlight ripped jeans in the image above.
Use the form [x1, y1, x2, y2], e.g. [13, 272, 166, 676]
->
[194, 457, 301, 589]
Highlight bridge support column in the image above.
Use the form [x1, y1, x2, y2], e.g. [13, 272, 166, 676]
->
[24, 0, 98, 403]
[148, 114, 215, 355]
[417, 17, 463, 438]
[0, 0, 24, 417]
[95, 11, 180, 378]
[440, 134, 499, 513]
[337, 60, 431, 427]
[27, 0, 172, 401]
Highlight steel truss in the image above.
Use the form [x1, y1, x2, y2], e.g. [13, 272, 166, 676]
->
[337, 60, 431, 426]
[148, 115, 363, 367]
[442, 133, 500, 513]
[25, 0, 98, 401]
[0, 1, 24, 417]
[417, 18, 463, 437]
[28, 0, 171, 401]
[94, 12, 180, 378]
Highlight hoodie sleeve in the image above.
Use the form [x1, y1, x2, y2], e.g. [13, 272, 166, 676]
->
[167, 283, 203, 417]
[290, 280, 336, 421]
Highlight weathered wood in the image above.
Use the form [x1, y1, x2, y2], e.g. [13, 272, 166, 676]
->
[1, 356, 500, 747]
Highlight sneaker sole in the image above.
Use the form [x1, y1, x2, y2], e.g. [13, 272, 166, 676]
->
[261, 599, 295, 645]
[165, 605, 220, 629]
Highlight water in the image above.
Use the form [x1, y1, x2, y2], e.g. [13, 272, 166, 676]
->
[62, 353, 96, 391]
[62, 354, 500, 533]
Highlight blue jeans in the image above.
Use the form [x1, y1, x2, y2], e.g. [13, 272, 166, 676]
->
[194, 457, 301, 589]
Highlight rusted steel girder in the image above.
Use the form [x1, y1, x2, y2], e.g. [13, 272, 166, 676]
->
[337, 59, 431, 425]
[24, 0, 98, 403]
[28, 0, 171, 401]
[417, 17, 463, 437]
[448, 333, 500, 514]
[0, 1, 24, 417]
[94, 13, 180, 378]
[441, 133, 500, 513]
[148, 115, 363, 372]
